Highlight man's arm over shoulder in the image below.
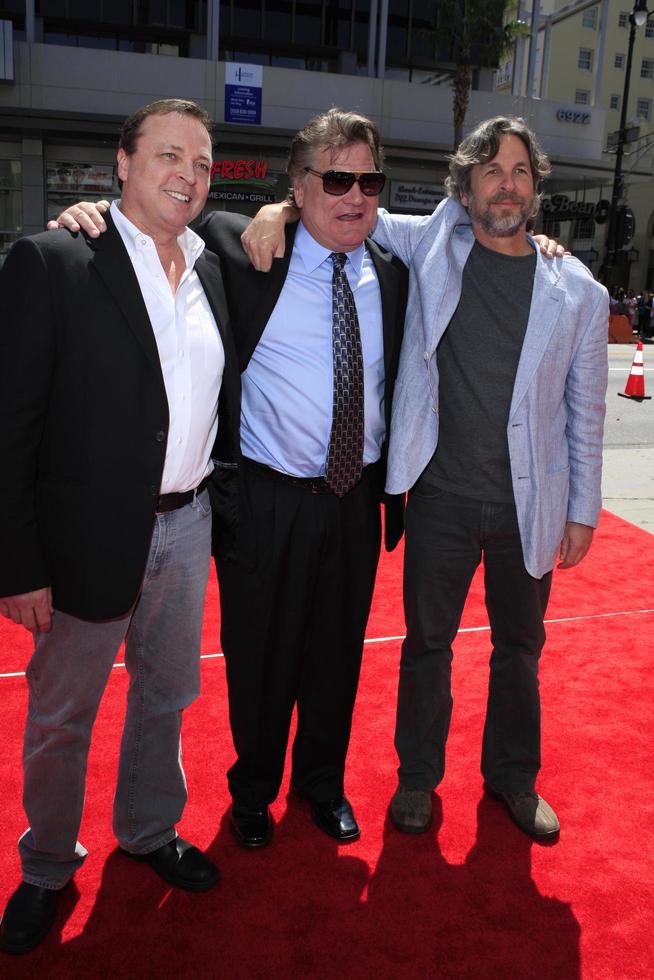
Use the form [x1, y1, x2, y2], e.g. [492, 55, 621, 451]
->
[0, 236, 57, 600]
[563, 265, 609, 529]
[371, 197, 465, 266]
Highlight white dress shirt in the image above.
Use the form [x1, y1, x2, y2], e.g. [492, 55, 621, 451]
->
[111, 201, 225, 494]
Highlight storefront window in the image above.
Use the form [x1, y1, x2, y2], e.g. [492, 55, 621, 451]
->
[205, 155, 282, 217]
[0, 159, 22, 268]
[46, 161, 120, 223]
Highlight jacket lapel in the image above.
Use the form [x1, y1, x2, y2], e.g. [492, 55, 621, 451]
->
[87, 212, 165, 389]
[366, 237, 404, 381]
[510, 250, 565, 418]
[238, 223, 296, 370]
[195, 249, 231, 349]
[431, 224, 476, 352]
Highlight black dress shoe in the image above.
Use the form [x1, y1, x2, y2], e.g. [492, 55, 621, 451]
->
[120, 837, 219, 892]
[309, 796, 361, 843]
[230, 805, 273, 848]
[0, 881, 65, 955]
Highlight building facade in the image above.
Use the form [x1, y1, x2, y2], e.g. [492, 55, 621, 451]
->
[0, 0, 633, 272]
[499, 0, 654, 289]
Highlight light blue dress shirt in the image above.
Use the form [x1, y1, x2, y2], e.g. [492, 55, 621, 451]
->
[240, 222, 386, 477]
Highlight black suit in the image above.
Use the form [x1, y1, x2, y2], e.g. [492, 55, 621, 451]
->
[196, 211, 408, 807]
[0, 215, 240, 619]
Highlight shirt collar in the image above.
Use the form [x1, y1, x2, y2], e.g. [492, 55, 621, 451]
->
[110, 200, 206, 268]
[295, 220, 367, 276]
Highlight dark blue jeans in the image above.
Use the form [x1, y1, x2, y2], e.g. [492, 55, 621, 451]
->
[395, 479, 552, 794]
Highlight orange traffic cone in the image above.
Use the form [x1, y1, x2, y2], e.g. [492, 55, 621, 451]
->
[618, 341, 651, 401]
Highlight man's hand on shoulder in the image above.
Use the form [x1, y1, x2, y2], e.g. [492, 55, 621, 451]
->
[241, 201, 299, 272]
[532, 234, 569, 259]
[46, 200, 111, 237]
[557, 522, 594, 569]
[0, 587, 53, 633]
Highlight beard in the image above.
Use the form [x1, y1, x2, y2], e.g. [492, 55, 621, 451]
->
[466, 190, 536, 238]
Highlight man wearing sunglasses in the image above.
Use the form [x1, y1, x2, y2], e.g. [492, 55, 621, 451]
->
[197, 109, 408, 847]
[52, 107, 407, 847]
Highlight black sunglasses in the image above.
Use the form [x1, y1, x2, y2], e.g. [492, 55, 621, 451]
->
[304, 167, 386, 197]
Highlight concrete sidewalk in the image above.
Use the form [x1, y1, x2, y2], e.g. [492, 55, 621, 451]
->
[602, 446, 654, 535]
[602, 345, 654, 535]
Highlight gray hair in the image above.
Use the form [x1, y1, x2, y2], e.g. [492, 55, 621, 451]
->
[445, 116, 551, 219]
[286, 107, 384, 204]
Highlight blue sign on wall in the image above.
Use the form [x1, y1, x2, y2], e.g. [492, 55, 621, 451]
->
[225, 63, 262, 125]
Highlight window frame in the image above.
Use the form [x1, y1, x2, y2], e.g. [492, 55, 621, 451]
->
[578, 47, 593, 71]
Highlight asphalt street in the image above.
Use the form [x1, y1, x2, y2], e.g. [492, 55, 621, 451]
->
[603, 344, 654, 534]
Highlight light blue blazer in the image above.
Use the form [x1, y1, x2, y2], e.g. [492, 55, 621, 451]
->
[373, 197, 609, 579]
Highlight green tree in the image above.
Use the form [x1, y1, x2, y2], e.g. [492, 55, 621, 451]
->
[438, 0, 528, 148]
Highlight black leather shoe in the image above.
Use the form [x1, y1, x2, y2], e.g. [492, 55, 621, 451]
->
[230, 805, 273, 848]
[120, 837, 219, 892]
[0, 881, 64, 955]
[310, 796, 361, 843]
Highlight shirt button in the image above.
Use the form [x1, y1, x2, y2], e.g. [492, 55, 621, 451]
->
[423, 352, 429, 362]
[155, 430, 165, 442]
[150, 485, 158, 496]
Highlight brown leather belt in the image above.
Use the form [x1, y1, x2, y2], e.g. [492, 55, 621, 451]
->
[155, 475, 210, 514]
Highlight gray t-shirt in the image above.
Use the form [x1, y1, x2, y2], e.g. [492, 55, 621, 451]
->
[423, 239, 537, 502]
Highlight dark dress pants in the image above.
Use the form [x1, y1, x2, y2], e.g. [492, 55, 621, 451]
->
[395, 480, 552, 794]
[216, 462, 382, 809]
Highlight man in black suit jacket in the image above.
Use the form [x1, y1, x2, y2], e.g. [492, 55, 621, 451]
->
[0, 99, 240, 955]
[50, 107, 408, 850]
[199, 109, 407, 848]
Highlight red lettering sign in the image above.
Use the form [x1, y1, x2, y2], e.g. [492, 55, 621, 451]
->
[210, 159, 270, 182]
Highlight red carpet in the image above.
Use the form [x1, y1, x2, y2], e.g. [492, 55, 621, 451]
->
[0, 510, 652, 979]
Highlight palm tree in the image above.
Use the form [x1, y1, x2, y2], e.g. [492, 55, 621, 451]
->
[437, 0, 528, 148]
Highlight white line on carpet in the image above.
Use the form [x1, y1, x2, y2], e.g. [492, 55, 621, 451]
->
[363, 605, 654, 644]
[1, 607, 653, 679]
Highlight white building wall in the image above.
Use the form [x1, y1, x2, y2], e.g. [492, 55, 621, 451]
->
[2, 42, 606, 162]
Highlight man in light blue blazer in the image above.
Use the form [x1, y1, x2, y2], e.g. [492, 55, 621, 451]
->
[371, 117, 608, 838]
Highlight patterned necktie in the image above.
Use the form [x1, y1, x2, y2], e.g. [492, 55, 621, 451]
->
[325, 251, 364, 496]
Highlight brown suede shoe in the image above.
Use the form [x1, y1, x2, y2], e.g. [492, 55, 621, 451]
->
[390, 785, 433, 834]
[484, 784, 560, 838]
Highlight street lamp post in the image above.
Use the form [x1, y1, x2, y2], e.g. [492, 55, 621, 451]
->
[601, 0, 651, 287]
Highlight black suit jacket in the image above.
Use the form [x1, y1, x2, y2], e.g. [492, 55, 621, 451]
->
[0, 214, 240, 619]
[196, 210, 408, 551]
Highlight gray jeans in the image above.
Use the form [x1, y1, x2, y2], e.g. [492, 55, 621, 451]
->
[19, 490, 212, 889]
